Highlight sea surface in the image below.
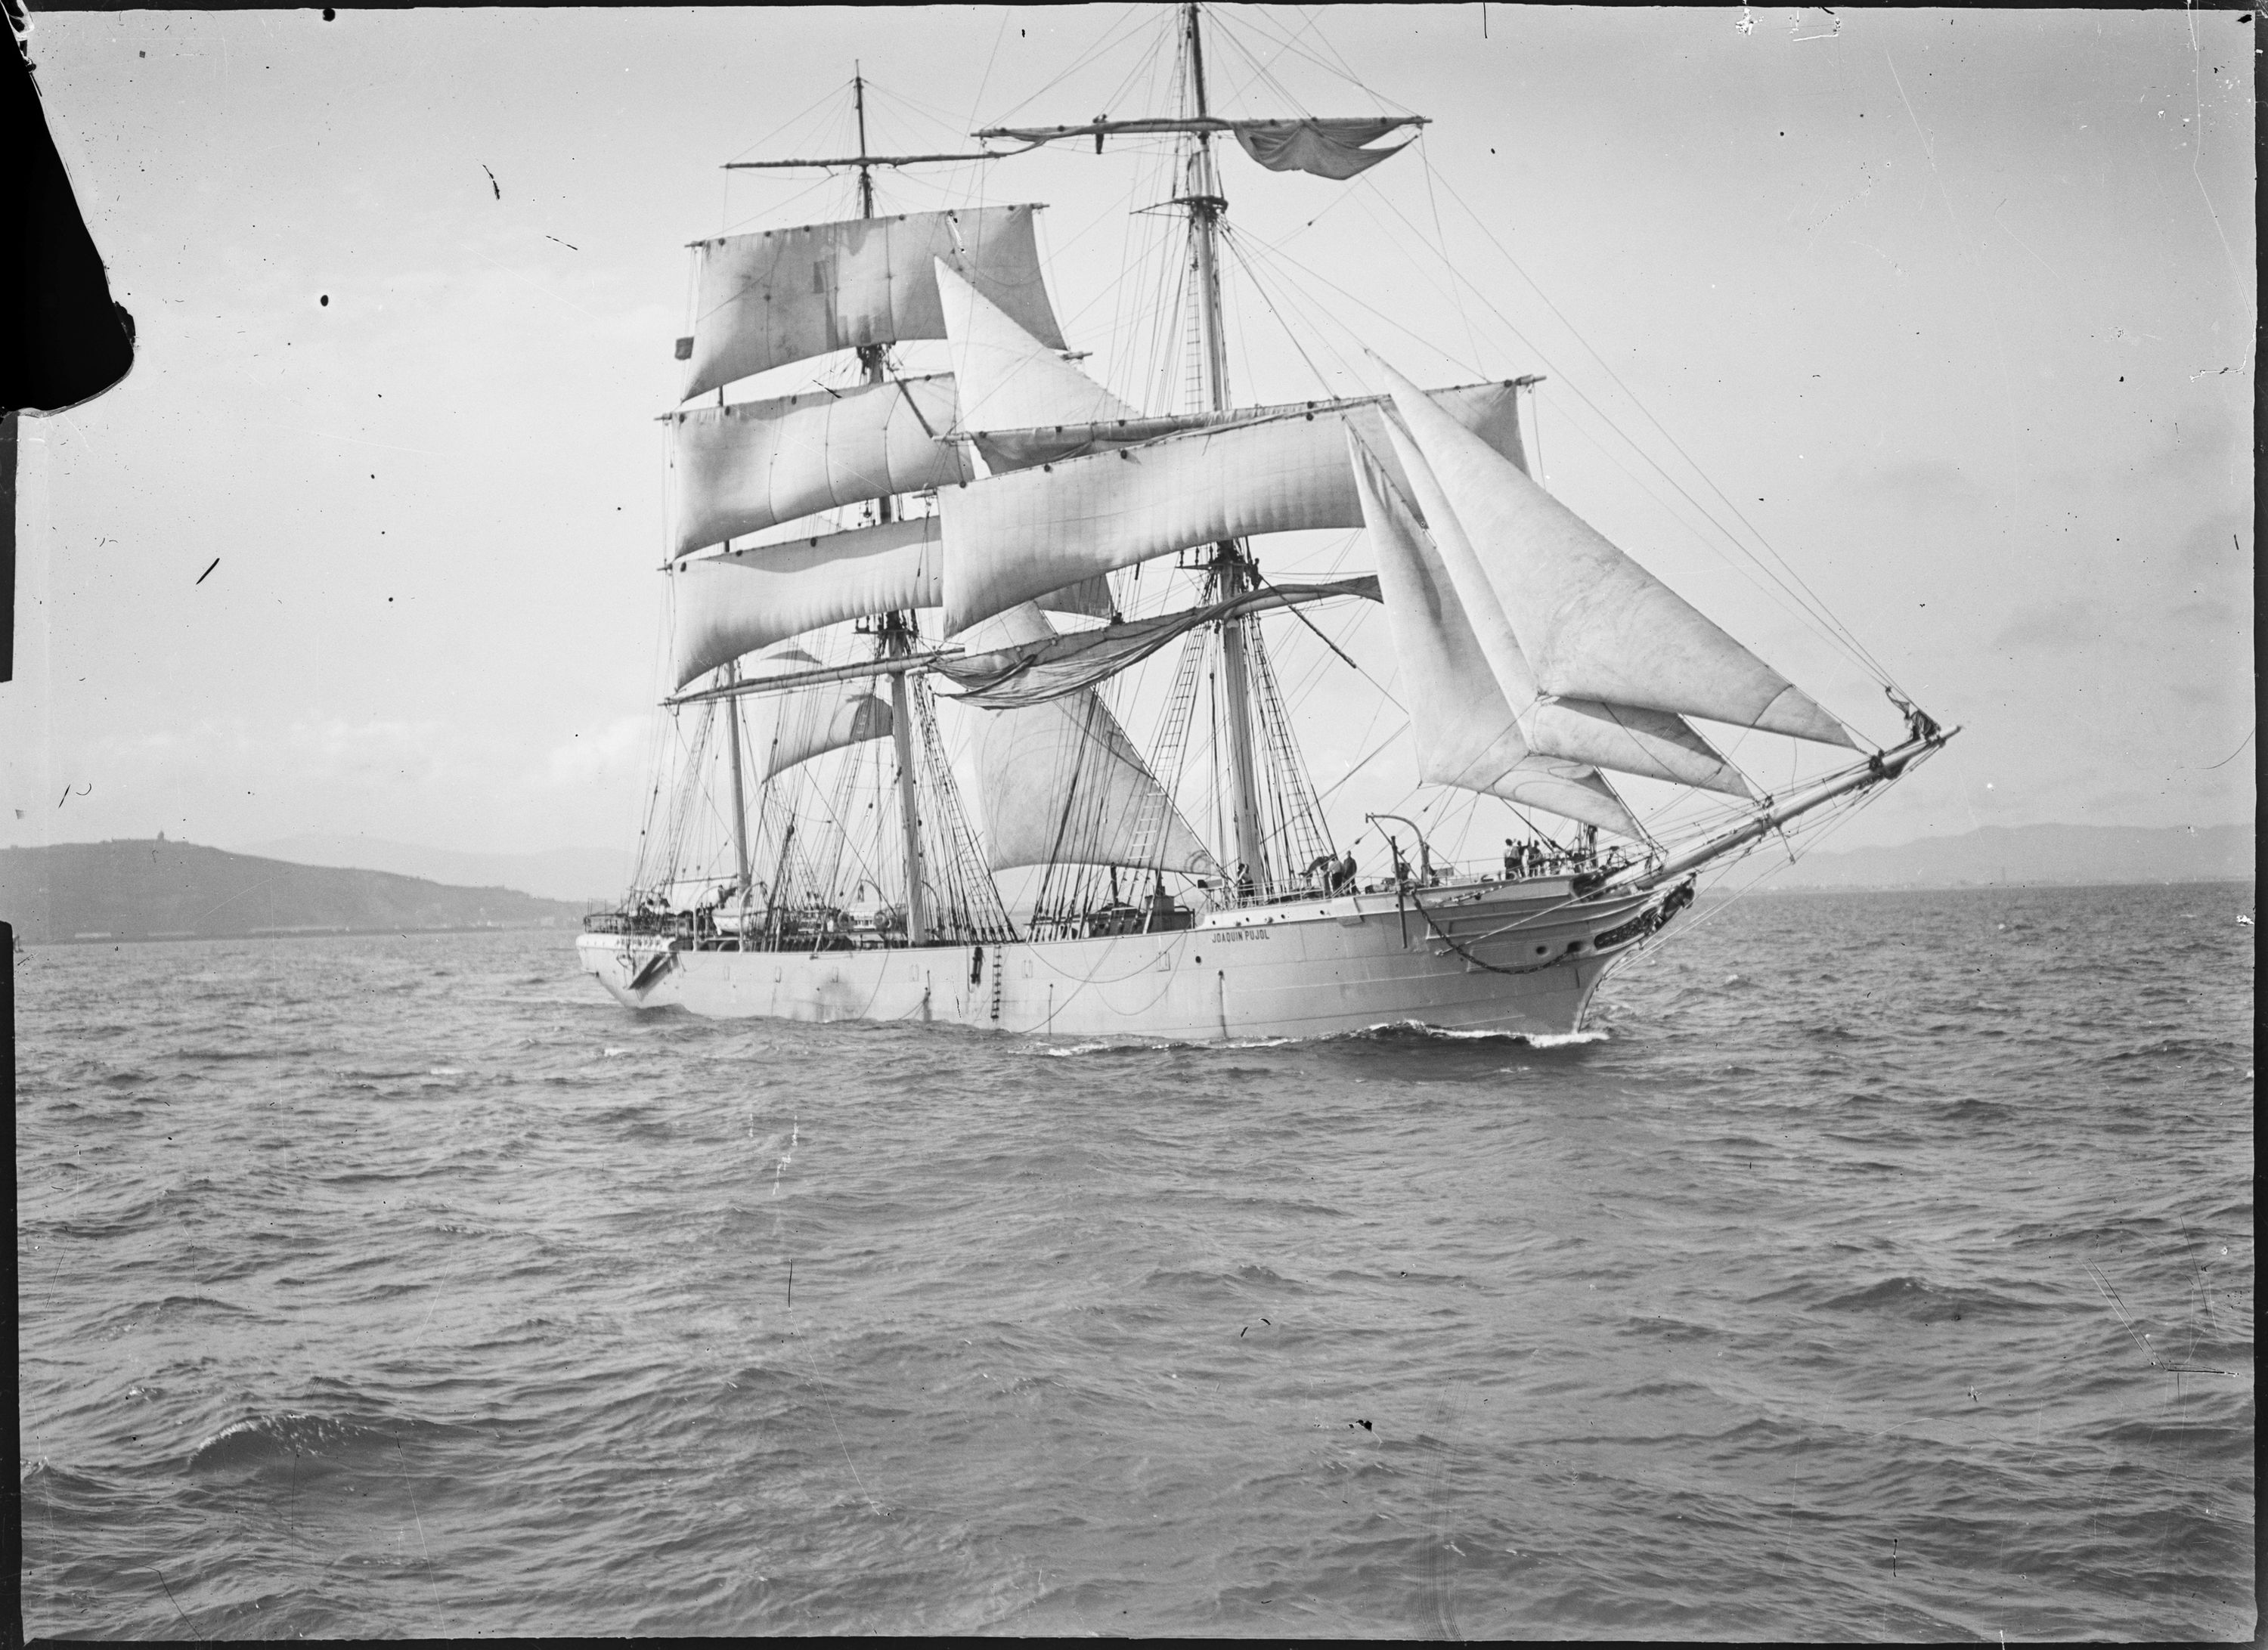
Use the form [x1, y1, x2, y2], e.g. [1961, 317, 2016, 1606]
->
[14, 883, 2256, 1640]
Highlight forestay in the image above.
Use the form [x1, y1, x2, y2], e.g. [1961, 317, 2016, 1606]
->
[1381, 362, 1854, 748]
[670, 376, 968, 558]
[680, 205, 1064, 401]
[1352, 442, 1642, 837]
[1377, 417, 1753, 797]
[962, 605, 1216, 875]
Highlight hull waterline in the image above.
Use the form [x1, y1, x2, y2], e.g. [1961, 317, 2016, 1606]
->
[577, 878, 1682, 1041]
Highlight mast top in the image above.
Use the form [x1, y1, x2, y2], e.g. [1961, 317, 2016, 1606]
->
[727, 67, 1001, 197]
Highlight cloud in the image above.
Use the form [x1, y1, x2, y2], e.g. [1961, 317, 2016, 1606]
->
[104, 716, 462, 788]
[1991, 599, 2102, 652]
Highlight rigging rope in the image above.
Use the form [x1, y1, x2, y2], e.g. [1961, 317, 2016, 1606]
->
[1408, 168, 1906, 692]
[1221, 199, 1904, 704]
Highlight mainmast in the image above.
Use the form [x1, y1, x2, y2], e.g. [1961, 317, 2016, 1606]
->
[842, 65, 931, 946]
[1178, 1, 1268, 899]
[723, 659, 752, 896]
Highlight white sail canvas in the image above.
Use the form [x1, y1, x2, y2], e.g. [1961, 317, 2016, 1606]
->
[681, 205, 1063, 400]
[1352, 440, 1643, 837]
[1381, 361, 1854, 748]
[671, 519, 941, 689]
[937, 261, 1139, 434]
[940, 386, 1528, 635]
[959, 605, 1213, 875]
[671, 376, 968, 558]
[1377, 418, 1754, 797]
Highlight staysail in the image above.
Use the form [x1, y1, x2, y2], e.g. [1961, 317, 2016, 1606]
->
[1350, 442, 1642, 837]
[937, 260, 1139, 433]
[670, 376, 968, 558]
[740, 649, 894, 782]
[1376, 419, 1753, 796]
[961, 605, 1215, 875]
[680, 205, 1064, 401]
[1379, 360, 1854, 748]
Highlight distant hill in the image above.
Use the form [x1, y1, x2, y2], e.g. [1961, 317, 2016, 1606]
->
[238, 834, 630, 903]
[1762, 822, 2254, 890]
[0, 839, 589, 944]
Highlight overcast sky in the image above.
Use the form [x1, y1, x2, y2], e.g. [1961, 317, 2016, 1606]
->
[5, 5, 2253, 866]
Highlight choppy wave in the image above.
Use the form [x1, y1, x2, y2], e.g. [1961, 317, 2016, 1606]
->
[186, 1410, 429, 1477]
[12, 889, 2257, 1640]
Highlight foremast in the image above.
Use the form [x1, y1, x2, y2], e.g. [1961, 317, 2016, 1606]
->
[841, 67, 931, 946]
[662, 66, 1007, 947]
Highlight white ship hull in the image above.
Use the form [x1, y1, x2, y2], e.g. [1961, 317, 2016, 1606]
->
[576, 878, 1681, 1041]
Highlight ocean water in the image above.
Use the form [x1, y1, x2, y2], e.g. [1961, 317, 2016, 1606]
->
[14, 882, 2255, 1640]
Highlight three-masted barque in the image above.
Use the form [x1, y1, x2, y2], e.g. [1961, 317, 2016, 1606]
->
[578, 5, 1952, 1039]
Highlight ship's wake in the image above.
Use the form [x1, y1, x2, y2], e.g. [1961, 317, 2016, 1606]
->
[1342, 1020, 1610, 1049]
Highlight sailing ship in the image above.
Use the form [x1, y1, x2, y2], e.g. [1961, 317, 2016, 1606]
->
[578, 5, 1952, 1039]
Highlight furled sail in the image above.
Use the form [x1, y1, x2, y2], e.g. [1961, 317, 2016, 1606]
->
[965, 382, 1520, 477]
[937, 260, 1139, 434]
[1379, 360, 1855, 748]
[670, 375, 969, 558]
[981, 115, 1424, 183]
[1231, 116, 1421, 180]
[1351, 442, 1641, 837]
[940, 385, 1526, 635]
[741, 649, 894, 782]
[962, 605, 1216, 875]
[680, 205, 1064, 401]
[671, 518, 940, 689]
[1377, 419, 1752, 796]
[938, 576, 1380, 710]
[969, 414, 1200, 474]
